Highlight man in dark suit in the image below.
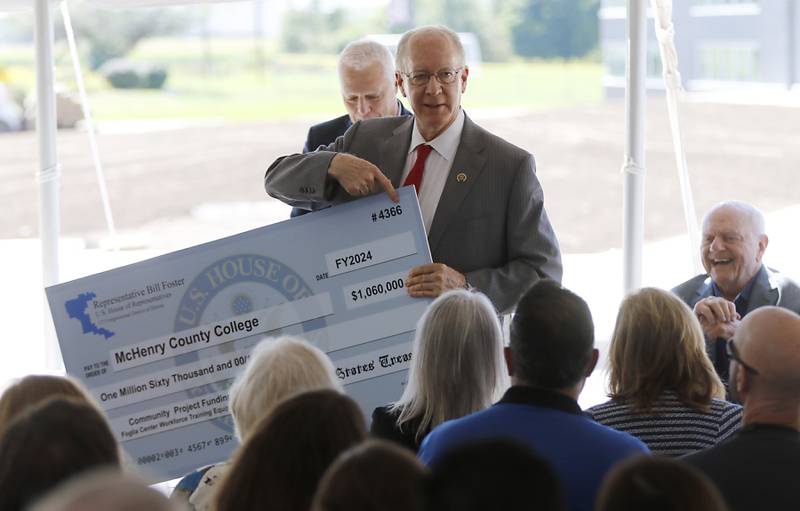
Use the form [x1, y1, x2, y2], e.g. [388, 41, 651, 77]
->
[266, 25, 561, 312]
[672, 201, 800, 382]
[292, 39, 411, 218]
[684, 306, 800, 511]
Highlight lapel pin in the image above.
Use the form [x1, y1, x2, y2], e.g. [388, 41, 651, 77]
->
[456, 172, 468, 183]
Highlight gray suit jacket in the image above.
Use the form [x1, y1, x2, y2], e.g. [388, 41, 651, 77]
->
[264, 114, 562, 313]
[672, 265, 800, 315]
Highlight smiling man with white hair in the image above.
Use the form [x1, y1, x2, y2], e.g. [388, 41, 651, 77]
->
[672, 200, 800, 383]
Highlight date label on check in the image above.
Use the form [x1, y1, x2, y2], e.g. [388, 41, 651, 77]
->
[325, 232, 416, 277]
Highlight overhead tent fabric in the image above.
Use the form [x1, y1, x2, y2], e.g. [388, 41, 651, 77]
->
[6, 0, 694, 367]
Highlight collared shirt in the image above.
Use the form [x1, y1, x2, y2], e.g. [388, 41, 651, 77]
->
[400, 108, 465, 233]
[498, 385, 583, 415]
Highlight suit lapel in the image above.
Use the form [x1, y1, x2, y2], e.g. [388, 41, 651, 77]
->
[379, 118, 414, 187]
[427, 115, 487, 254]
[745, 266, 779, 314]
[692, 277, 715, 307]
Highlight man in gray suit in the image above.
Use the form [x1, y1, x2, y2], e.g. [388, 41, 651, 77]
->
[672, 200, 800, 381]
[265, 25, 561, 313]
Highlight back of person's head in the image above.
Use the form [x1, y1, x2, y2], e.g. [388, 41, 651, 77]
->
[312, 440, 428, 511]
[510, 280, 594, 389]
[0, 398, 120, 511]
[215, 389, 366, 511]
[393, 289, 508, 439]
[31, 470, 178, 511]
[596, 456, 729, 511]
[229, 336, 342, 439]
[427, 438, 566, 511]
[733, 306, 800, 410]
[0, 374, 92, 434]
[608, 288, 724, 411]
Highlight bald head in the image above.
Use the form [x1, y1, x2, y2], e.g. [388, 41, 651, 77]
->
[702, 201, 766, 237]
[736, 306, 800, 401]
[700, 201, 769, 300]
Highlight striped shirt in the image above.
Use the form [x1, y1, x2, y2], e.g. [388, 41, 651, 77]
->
[586, 391, 742, 457]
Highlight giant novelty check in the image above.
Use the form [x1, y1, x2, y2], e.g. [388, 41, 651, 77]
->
[45, 186, 432, 482]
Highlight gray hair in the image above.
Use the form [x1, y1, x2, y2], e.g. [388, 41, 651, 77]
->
[338, 39, 395, 82]
[229, 336, 342, 440]
[392, 289, 509, 440]
[395, 25, 466, 73]
[703, 200, 766, 237]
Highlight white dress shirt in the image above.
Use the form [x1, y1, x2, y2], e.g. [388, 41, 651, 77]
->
[400, 108, 466, 233]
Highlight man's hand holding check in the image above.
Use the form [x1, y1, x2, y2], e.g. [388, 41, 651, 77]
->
[328, 154, 466, 300]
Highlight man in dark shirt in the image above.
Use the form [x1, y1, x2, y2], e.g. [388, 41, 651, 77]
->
[672, 201, 800, 382]
[419, 280, 648, 511]
[684, 306, 800, 511]
[292, 39, 411, 217]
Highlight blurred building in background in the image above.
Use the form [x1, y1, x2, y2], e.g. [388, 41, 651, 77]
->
[601, 0, 800, 95]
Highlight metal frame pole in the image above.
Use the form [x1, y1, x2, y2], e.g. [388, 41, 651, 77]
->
[622, 0, 647, 293]
[34, 0, 63, 370]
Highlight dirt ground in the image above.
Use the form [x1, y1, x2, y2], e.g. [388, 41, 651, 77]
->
[2, 98, 798, 253]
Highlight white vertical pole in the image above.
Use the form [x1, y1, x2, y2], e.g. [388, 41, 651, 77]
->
[622, 0, 647, 294]
[34, 0, 64, 371]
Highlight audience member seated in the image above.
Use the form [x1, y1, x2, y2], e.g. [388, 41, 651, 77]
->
[0, 398, 120, 511]
[371, 289, 508, 452]
[311, 440, 428, 511]
[426, 438, 566, 511]
[171, 336, 342, 510]
[684, 307, 800, 511]
[596, 456, 728, 511]
[0, 374, 93, 434]
[586, 288, 741, 456]
[419, 280, 649, 511]
[672, 201, 800, 383]
[214, 389, 366, 511]
[32, 470, 180, 511]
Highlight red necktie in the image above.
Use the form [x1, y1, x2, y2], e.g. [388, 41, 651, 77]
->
[403, 144, 433, 195]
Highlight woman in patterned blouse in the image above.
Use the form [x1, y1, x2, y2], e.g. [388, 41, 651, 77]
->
[587, 287, 742, 456]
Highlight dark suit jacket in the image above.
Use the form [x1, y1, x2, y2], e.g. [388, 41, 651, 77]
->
[265, 113, 563, 313]
[672, 265, 800, 380]
[291, 101, 411, 218]
[684, 423, 800, 511]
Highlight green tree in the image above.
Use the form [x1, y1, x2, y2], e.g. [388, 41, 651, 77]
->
[413, 0, 520, 61]
[66, 4, 190, 69]
[511, 0, 599, 58]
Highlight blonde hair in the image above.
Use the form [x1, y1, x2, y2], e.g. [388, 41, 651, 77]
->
[229, 336, 342, 440]
[0, 375, 92, 435]
[392, 290, 508, 440]
[608, 288, 724, 412]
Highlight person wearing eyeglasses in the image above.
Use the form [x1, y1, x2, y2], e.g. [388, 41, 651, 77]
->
[265, 25, 562, 313]
[672, 201, 800, 384]
[684, 306, 800, 511]
[291, 39, 412, 218]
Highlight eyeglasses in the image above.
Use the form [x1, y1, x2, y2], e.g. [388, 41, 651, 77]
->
[402, 68, 463, 87]
[726, 339, 759, 375]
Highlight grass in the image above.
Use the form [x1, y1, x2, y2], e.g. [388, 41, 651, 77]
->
[0, 37, 603, 121]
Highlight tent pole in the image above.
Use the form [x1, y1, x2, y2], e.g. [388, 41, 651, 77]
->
[622, 0, 647, 294]
[34, 0, 63, 370]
